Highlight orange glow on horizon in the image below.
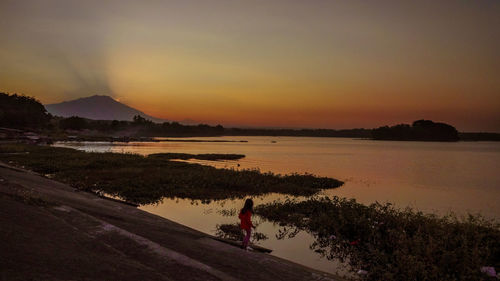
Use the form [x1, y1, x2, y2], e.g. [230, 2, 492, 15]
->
[0, 0, 499, 131]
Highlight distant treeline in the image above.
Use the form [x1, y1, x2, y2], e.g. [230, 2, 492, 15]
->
[56, 115, 372, 138]
[224, 128, 371, 138]
[459, 132, 500, 141]
[1, 92, 498, 141]
[53, 115, 500, 142]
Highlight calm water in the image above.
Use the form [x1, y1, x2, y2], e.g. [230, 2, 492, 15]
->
[54, 137, 500, 274]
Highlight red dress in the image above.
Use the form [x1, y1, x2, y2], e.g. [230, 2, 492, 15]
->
[239, 211, 253, 230]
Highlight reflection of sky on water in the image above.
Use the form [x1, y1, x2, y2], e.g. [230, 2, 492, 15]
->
[139, 194, 349, 276]
[53, 137, 500, 275]
[54, 136, 500, 217]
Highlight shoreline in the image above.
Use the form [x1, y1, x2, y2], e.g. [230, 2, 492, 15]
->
[0, 162, 344, 281]
[2, 141, 498, 279]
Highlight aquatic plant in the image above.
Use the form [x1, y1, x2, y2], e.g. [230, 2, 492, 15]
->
[148, 153, 245, 161]
[215, 223, 268, 242]
[0, 144, 343, 204]
[255, 197, 500, 281]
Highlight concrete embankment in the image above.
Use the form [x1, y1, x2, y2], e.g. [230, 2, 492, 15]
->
[0, 162, 342, 281]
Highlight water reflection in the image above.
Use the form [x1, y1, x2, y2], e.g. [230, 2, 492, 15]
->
[53, 136, 500, 274]
[53, 136, 500, 217]
[139, 195, 347, 275]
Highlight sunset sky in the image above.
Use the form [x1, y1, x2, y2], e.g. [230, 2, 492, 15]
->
[1, 0, 499, 131]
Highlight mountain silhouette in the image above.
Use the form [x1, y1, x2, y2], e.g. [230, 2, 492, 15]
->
[45, 95, 168, 123]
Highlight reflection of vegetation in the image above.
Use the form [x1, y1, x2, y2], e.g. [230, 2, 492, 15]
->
[372, 120, 459, 141]
[149, 153, 245, 161]
[256, 197, 500, 281]
[217, 208, 238, 217]
[215, 223, 268, 242]
[0, 144, 343, 204]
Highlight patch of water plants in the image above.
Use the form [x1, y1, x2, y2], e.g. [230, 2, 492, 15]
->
[148, 153, 245, 161]
[255, 197, 500, 281]
[0, 144, 342, 204]
[215, 223, 268, 242]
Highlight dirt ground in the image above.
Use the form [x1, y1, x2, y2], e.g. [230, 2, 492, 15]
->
[0, 162, 342, 281]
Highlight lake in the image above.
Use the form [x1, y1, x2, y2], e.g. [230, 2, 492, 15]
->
[54, 137, 500, 275]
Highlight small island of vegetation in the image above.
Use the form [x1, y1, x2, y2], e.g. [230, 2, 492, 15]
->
[148, 153, 245, 161]
[372, 120, 459, 142]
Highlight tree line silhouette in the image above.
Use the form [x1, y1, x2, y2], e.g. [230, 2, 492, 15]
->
[1, 92, 498, 141]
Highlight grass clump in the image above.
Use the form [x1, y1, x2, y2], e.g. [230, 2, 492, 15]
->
[0, 144, 342, 204]
[148, 153, 245, 161]
[255, 197, 500, 281]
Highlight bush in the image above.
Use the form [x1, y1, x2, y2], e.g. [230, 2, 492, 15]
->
[256, 197, 499, 281]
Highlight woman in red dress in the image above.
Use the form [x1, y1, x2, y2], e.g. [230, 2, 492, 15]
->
[238, 198, 255, 250]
